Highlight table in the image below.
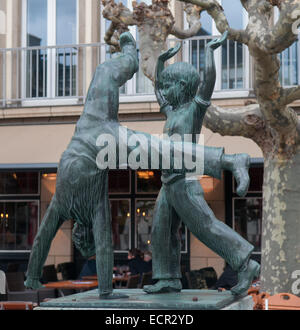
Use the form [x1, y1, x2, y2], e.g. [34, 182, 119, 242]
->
[82, 275, 129, 286]
[44, 280, 98, 297]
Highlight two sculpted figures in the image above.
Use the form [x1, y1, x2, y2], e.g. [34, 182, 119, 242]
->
[25, 32, 260, 299]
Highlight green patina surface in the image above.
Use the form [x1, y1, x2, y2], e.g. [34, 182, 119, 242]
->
[40, 289, 246, 310]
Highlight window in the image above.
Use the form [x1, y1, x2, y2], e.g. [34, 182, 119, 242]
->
[0, 172, 39, 195]
[233, 198, 262, 253]
[0, 201, 39, 251]
[110, 199, 131, 251]
[101, 0, 154, 96]
[136, 170, 161, 193]
[186, 0, 250, 92]
[0, 171, 40, 252]
[275, 8, 299, 87]
[109, 170, 131, 194]
[23, 0, 78, 99]
[97, 170, 188, 254]
[229, 165, 263, 256]
[221, 0, 247, 89]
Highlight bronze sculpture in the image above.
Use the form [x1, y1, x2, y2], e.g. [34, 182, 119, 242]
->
[25, 32, 259, 300]
[144, 32, 260, 296]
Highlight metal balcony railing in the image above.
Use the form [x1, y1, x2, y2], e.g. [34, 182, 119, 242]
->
[0, 36, 298, 109]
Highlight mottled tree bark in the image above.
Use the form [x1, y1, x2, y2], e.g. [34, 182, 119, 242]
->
[102, 0, 300, 295]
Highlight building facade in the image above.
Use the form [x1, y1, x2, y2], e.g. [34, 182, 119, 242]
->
[0, 0, 299, 279]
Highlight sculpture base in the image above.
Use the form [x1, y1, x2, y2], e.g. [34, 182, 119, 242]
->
[36, 289, 253, 310]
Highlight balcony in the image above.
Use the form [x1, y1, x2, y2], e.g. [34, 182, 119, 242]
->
[0, 36, 298, 109]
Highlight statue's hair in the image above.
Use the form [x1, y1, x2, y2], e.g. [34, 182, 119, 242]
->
[161, 62, 200, 100]
[72, 223, 95, 258]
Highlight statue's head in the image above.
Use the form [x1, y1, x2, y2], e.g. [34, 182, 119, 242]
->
[160, 62, 200, 108]
[72, 223, 95, 258]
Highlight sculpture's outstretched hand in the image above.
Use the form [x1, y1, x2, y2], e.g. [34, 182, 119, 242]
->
[158, 43, 182, 62]
[206, 31, 228, 50]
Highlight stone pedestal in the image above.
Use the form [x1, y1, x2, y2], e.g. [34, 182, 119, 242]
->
[36, 289, 254, 310]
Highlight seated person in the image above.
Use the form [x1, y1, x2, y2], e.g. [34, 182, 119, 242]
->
[78, 255, 97, 279]
[143, 251, 152, 273]
[127, 248, 147, 280]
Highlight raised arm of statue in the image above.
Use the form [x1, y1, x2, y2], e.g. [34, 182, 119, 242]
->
[196, 31, 228, 105]
[155, 43, 181, 116]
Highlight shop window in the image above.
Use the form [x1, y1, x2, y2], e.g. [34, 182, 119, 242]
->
[0, 172, 39, 195]
[108, 170, 131, 194]
[0, 201, 39, 251]
[233, 198, 262, 253]
[233, 167, 264, 193]
[110, 199, 131, 251]
[135, 199, 155, 251]
[135, 199, 187, 252]
[136, 170, 162, 193]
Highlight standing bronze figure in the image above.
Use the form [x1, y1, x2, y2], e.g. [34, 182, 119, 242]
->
[144, 32, 260, 296]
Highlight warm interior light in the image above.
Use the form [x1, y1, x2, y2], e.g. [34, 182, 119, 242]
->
[147, 240, 151, 245]
[136, 208, 140, 214]
[137, 171, 155, 179]
[0, 213, 3, 218]
[127, 213, 130, 217]
[12, 173, 17, 180]
[142, 212, 146, 216]
[43, 173, 57, 180]
[5, 214, 8, 219]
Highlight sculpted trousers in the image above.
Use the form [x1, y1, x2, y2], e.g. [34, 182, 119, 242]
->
[151, 178, 254, 280]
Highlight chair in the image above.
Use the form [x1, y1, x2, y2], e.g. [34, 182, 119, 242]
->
[185, 267, 218, 289]
[42, 265, 74, 297]
[57, 262, 77, 280]
[139, 272, 152, 288]
[5, 272, 56, 305]
[0, 270, 6, 295]
[41, 265, 58, 283]
[126, 275, 140, 288]
[6, 263, 20, 272]
[0, 301, 38, 310]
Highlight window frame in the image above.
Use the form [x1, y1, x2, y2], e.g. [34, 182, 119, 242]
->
[232, 196, 263, 255]
[0, 198, 40, 253]
[183, 0, 251, 95]
[109, 197, 132, 253]
[21, 0, 79, 105]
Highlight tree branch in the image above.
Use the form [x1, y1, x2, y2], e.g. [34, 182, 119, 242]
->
[170, 3, 202, 39]
[177, 0, 249, 43]
[265, 0, 300, 54]
[242, 0, 299, 54]
[203, 103, 278, 155]
[204, 103, 262, 137]
[282, 86, 300, 105]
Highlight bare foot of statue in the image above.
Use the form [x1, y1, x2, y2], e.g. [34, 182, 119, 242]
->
[24, 277, 44, 290]
[143, 279, 182, 294]
[222, 153, 250, 197]
[99, 292, 129, 299]
[230, 259, 260, 296]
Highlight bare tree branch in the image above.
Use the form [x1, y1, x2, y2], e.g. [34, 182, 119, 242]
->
[177, 0, 249, 43]
[204, 103, 276, 155]
[204, 103, 260, 137]
[170, 3, 202, 39]
[241, 0, 299, 54]
[282, 86, 300, 105]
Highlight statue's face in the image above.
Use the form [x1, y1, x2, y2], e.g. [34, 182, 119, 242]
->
[162, 79, 186, 107]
